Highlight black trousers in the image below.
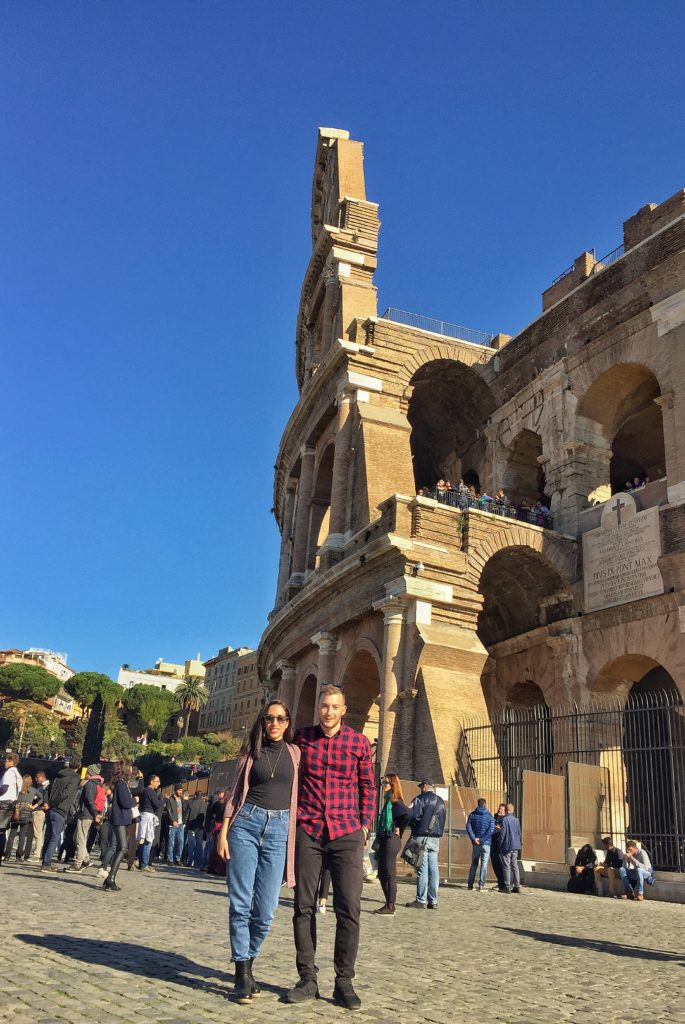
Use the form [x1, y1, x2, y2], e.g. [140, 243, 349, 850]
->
[108, 825, 128, 882]
[490, 843, 505, 887]
[376, 833, 400, 905]
[293, 826, 364, 982]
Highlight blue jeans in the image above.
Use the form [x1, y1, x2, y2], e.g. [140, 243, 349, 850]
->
[620, 865, 653, 895]
[138, 839, 153, 867]
[416, 836, 440, 906]
[167, 825, 185, 863]
[468, 842, 491, 888]
[227, 804, 289, 962]
[42, 810, 65, 867]
[186, 827, 204, 867]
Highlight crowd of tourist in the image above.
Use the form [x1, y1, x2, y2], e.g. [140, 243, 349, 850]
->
[0, 750, 228, 886]
[619, 473, 657, 492]
[417, 478, 553, 527]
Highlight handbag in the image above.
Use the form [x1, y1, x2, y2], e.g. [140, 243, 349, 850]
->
[0, 801, 16, 830]
[401, 836, 425, 872]
[371, 834, 381, 854]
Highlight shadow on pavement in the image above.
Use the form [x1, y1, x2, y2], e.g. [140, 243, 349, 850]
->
[15, 934, 285, 998]
[496, 927, 685, 965]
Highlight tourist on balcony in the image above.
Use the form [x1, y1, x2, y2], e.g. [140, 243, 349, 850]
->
[517, 497, 531, 521]
[217, 698, 299, 1006]
[466, 797, 495, 892]
[373, 773, 411, 916]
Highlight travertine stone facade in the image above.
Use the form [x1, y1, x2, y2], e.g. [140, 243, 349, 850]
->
[259, 127, 685, 783]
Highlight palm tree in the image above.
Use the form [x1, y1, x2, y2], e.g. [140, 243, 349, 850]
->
[174, 676, 209, 737]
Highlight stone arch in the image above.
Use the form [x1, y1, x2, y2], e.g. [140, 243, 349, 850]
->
[307, 442, 335, 570]
[476, 546, 571, 648]
[574, 363, 666, 499]
[339, 646, 381, 743]
[589, 653, 662, 701]
[294, 672, 317, 729]
[465, 521, 577, 604]
[407, 358, 496, 491]
[502, 429, 548, 506]
[506, 680, 548, 709]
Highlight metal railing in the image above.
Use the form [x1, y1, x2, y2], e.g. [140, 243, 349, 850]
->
[381, 307, 495, 347]
[458, 691, 685, 871]
[550, 263, 575, 287]
[592, 242, 625, 272]
[424, 486, 554, 530]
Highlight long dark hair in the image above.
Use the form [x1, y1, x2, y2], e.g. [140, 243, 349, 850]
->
[242, 697, 293, 760]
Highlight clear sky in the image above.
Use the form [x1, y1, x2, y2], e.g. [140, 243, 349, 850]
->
[2, 2, 684, 680]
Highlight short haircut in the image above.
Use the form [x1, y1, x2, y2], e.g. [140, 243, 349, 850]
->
[319, 683, 345, 701]
[477, 797, 487, 807]
[602, 836, 613, 845]
[70, 757, 82, 771]
[148, 774, 160, 784]
[505, 802, 515, 813]
[626, 839, 638, 849]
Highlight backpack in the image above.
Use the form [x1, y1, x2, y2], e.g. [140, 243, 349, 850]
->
[93, 782, 106, 814]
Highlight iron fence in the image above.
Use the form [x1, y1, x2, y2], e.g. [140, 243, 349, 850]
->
[381, 307, 495, 347]
[592, 242, 625, 272]
[424, 487, 554, 530]
[458, 691, 685, 871]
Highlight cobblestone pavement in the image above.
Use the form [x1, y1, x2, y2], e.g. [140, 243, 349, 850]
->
[1, 860, 684, 1024]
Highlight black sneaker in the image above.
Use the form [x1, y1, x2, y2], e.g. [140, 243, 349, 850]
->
[285, 978, 319, 1004]
[333, 979, 361, 1011]
[512, 887, 522, 894]
[405, 899, 426, 909]
[427, 902, 437, 910]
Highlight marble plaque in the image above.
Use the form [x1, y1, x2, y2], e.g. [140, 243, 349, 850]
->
[583, 492, 663, 613]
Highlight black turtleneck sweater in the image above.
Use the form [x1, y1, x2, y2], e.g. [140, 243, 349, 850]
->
[245, 740, 293, 811]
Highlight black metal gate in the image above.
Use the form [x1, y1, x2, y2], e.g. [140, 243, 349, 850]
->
[458, 691, 685, 871]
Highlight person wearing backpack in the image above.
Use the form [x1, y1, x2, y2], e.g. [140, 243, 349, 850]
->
[41, 758, 82, 872]
[67, 763, 105, 873]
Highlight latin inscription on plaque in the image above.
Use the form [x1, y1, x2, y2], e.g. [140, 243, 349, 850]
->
[583, 492, 663, 613]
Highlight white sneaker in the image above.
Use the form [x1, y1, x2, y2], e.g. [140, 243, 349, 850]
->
[97, 867, 109, 879]
[316, 902, 326, 914]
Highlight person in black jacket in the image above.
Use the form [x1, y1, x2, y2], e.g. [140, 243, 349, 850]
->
[67, 764, 104, 873]
[594, 836, 624, 897]
[374, 773, 411, 916]
[185, 793, 208, 868]
[103, 763, 135, 892]
[405, 780, 446, 910]
[568, 844, 597, 894]
[41, 758, 81, 872]
[136, 775, 163, 870]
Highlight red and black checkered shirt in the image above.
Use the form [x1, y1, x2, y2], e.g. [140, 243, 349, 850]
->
[294, 722, 376, 840]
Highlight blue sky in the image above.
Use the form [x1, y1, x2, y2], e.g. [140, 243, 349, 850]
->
[2, 2, 684, 679]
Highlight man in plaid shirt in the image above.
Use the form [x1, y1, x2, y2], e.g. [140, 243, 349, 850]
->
[286, 683, 376, 1011]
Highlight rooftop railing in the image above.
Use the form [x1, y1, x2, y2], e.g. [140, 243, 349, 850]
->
[381, 307, 495, 347]
[425, 486, 554, 530]
[591, 242, 625, 272]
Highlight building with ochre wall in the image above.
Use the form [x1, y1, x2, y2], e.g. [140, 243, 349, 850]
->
[259, 127, 685, 785]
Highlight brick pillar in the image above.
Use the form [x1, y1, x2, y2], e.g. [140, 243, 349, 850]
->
[275, 482, 297, 606]
[321, 265, 340, 357]
[375, 598, 407, 774]
[312, 631, 338, 722]
[276, 660, 297, 714]
[655, 392, 682, 504]
[290, 445, 316, 579]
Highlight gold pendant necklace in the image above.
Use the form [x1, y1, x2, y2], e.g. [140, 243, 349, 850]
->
[264, 743, 284, 779]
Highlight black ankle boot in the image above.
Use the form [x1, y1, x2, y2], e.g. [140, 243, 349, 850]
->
[234, 961, 252, 1004]
[248, 959, 261, 996]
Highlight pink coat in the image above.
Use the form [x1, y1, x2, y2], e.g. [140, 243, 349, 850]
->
[223, 744, 300, 888]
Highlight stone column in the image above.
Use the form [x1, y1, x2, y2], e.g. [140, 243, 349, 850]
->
[276, 659, 297, 713]
[654, 392, 681, 503]
[275, 482, 297, 606]
[290, 445, 316, 580]
[374, 598, 407, 774]
[311, 631, 338, 722]
[319, 387, 353, 570]
[321, 264, 340, 357]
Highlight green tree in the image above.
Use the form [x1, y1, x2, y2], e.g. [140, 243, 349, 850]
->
[65, 672, 122, 716]
[0, 700, 66, 755]
[102, 715, 134, 761]
[0, 663, 62, 703]
[174, 676, 209, 737]
[123, 684, 177, 741]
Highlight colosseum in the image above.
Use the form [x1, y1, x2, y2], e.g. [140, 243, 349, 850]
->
[258, 127, 685, 807]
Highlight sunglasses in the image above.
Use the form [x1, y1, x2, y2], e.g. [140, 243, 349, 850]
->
[263, 715, 288, 724]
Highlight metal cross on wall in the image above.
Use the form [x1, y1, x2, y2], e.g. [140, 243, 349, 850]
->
[611, 496, 626, 526]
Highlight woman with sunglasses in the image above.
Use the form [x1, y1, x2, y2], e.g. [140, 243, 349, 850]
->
[374, 773, 411, 916]
[217, 698, 299, 1005]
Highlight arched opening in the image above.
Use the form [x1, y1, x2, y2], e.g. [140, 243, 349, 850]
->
[295, 673, 317, 730]
[502, 681, 553, 777]
[624, 664, 684, 868]
[477, 548, 569, 648]
[307, 444, 334, 571]
[502, 430, 549, 506]
[408, 359, 495, 492]
[340, 649, 380, 744]
[575, 364, 665, 500]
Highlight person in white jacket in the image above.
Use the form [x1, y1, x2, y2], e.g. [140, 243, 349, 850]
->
[0, 752, 24, 863]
